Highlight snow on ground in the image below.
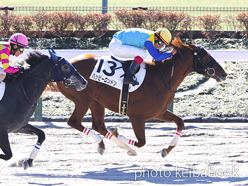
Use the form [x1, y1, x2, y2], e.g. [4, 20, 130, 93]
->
[0, 122, 247, 186]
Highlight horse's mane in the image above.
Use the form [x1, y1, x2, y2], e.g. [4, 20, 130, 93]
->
[25, 51, 52, 96]
[25, 51, 48, 67]
[146, 37, 195, 69]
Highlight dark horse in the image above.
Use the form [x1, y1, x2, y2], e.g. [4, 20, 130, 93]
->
[57, 37, 227, 156]
[0, 49, 87, 169]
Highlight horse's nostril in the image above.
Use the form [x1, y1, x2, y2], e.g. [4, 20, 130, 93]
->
[222, 73, 227, 78]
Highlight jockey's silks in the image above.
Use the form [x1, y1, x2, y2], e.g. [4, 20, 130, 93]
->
[0, 42, 19, 73]
[113, 28, 172, 61]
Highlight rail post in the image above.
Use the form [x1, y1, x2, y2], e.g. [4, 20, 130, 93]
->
[102, 0, 108, 29]
[34, 98, 42, 121]
[168, 101, 173, 112]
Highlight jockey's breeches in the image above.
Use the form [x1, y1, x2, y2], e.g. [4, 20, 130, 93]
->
[109, 37, 147, 64]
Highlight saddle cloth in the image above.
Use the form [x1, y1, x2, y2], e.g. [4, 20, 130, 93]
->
[0, 81, 5, 101]
[90, 56, 146, 92]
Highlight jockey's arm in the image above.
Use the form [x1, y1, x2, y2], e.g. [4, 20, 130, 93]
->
[0, 49, 19, 74]
[144, 41, 172, 61]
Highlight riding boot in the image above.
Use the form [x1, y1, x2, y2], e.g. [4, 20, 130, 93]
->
[123, 61, 140, 86]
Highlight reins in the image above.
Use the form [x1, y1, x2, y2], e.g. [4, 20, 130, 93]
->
[15, 59, 51, 106]
[21, 57, 72, 84]
[159, 55, 176, 94]
[18, 78, 36, 106]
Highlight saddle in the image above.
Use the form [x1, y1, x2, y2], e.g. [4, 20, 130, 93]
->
[89, 56, 146, 116]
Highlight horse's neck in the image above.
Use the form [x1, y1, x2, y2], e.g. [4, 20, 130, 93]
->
[21, 61, 51, 104]
[163, 50, 194, 91]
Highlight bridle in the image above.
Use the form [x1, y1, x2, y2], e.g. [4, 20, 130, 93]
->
[15, 53, 77, 106]
[21, 56, 76, 84]
[49, 57, 77, 87]
[192, 47, 219, 76]
[159, 46, 219, 94]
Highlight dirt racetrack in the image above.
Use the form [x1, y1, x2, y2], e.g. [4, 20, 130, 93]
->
[0, 122, 247, 186]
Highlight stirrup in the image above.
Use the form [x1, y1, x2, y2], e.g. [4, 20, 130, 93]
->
[130, 80, 139, 86]
[123, 78, 139, 86]
[131, 76, 139, 86]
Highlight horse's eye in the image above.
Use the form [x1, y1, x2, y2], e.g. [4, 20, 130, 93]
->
[203, 55, 210, 62]
[62, 64, 71, 72]
[63, 65, 69, 69]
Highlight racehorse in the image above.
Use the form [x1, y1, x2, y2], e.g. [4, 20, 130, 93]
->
[0, 49, 87, 169]
[56, 37, 227, 157]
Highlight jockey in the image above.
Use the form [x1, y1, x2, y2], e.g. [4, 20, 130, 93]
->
[109, 28, 177, 86]
[0, 33, 28, 81]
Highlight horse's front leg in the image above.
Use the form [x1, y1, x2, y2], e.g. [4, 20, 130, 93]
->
[154, 110, 185, 157]
[0, 129, 12, 160]
[109, 115, 146, 156]
[90, 100, 137, 156]
[15, 124, 45, 170]
[68, 103, 105, 155]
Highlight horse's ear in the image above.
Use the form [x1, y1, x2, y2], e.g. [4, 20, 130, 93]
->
[51, 48, 56, 54]
[49, 49, 59, 62]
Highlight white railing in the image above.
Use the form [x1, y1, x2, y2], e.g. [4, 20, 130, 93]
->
[11, 49, 248, 62]
[11, 50, 247, 121]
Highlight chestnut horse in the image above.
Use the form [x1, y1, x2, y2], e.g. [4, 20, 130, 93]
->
[57, 37, 227, 157]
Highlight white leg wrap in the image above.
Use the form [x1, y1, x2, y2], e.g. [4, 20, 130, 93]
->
[118, 135, 136, 146]
[83, 128, 103, 144]
[105, 132, 133, 150]
[170, 130, 182, 146]
[29, 142, 41, 160]
[105, 132, 123, 147]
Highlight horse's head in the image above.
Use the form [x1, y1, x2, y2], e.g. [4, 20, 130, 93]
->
[189, 45, 227, 82]
[49, 48, 88, 91]
[170, 37, 227, 82]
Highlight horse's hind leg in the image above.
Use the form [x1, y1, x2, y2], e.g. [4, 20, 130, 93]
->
[154, 110, 184, 157]
[0, 129, 12, 160]
[15, 124, 45, 170]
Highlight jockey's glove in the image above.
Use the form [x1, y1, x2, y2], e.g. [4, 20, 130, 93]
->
[18, 66, 25, 73]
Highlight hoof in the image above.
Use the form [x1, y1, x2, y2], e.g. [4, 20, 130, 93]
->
[127, 150, 137, 156]
[161, 148, 167, 158]
[23, 159, 33, 170]
[98, 140, 105, 155]
[98, 147, 105, 155]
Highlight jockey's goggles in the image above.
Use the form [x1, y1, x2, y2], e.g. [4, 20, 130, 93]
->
[18, 46, 24, 52]
[156, 38, 166, 47]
